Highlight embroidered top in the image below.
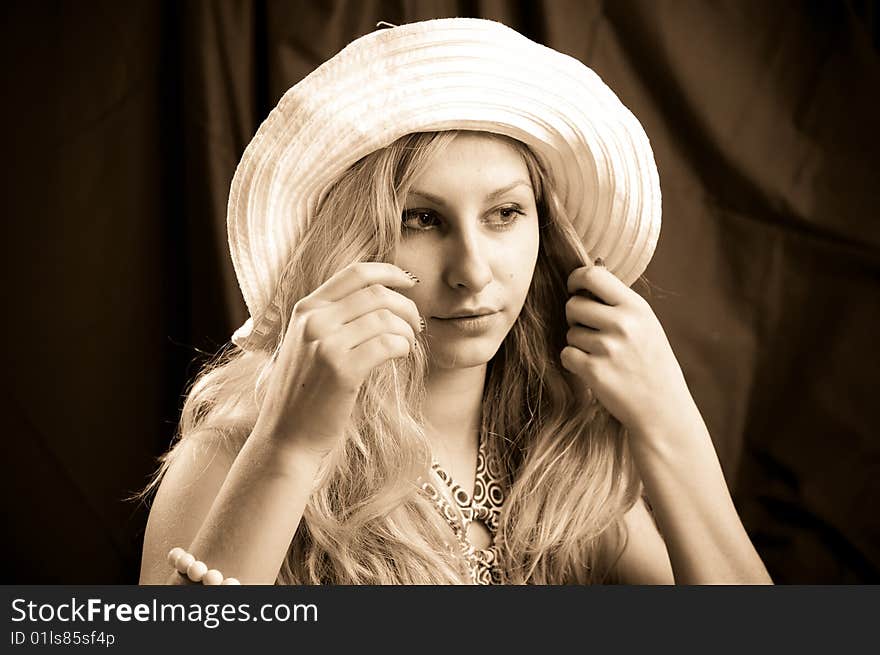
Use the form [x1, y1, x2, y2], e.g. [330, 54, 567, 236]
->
[418, 436, 506, 584]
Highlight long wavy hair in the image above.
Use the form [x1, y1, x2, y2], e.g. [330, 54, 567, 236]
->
[140, 130, 642, 584]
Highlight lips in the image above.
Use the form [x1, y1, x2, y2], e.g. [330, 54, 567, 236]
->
[435, 308, 498, 319]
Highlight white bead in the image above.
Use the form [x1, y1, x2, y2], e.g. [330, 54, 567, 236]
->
[167, 547, 186, 567]
[202, 569, 224, 585]
[175, 552, 195, 574]
[221, 577, 241, 585]
[186, 560, 208, 582]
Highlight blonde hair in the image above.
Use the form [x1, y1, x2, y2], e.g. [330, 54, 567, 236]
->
[139, 130, 642, 584]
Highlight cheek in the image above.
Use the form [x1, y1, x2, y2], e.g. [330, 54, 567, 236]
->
[503, 225, 540, 291]
[392, 244, 435, 309]
[392, 242, 425, 284]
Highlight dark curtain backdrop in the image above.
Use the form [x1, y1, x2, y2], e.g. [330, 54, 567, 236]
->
[4, 0, 878, 583]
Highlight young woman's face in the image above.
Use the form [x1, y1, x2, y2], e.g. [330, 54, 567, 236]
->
[394, 132, 540, 370]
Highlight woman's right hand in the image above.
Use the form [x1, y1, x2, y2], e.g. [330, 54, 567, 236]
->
[251, 262, 423, 460]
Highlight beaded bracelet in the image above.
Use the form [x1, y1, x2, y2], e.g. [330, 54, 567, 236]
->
[167, 547, 241, 585]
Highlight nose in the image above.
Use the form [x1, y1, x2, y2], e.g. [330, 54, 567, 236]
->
[443, 224, 493, 292]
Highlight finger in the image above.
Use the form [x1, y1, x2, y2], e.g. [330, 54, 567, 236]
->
[565, 325, 609, 355]
[335, 309, 417, 350]
[560, 345, 595, 379]
[565, 295, 617, 330]
[566, 264, 629, 306]
[330, 284, 422, 336]
[314, 262, 418, 303]
[349, 332, 413, 375]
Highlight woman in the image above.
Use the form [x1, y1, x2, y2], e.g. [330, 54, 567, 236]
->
[139, 18, 771, 585]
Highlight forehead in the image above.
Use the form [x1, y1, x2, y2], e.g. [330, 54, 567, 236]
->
[410, 132, 530, 187]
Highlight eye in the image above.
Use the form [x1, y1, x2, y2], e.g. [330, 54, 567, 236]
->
[401, 209, 441, 231]
[489, 204, 526, 228]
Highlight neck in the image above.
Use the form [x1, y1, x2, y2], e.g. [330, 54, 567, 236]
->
[422, 363, 488, 456]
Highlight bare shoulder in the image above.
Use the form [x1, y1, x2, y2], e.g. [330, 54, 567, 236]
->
[139, 431, 238, 584]
[610, 495, 675, 585]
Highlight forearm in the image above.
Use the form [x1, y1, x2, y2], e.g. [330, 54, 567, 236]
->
[630, 407, 772, 585]
[169, 428, 324, 585]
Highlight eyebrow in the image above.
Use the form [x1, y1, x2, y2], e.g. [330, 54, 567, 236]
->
[407, 180, 533, 206]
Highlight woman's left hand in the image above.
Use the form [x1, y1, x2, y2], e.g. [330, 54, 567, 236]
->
[561, 261, 697, 441]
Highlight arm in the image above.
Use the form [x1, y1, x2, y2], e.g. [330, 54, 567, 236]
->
[564, 261, 772, 584]
[140, 263, 423, 585]
[178, 431, 323, 585]
[627, 407, 772, 584]
[612, 496, 675, 584]
[139, 429, 323, 585]
[609, 414, 772, 584]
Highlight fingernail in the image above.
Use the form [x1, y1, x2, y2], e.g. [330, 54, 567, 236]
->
[403, 270, 420, 283]
[594, 257, 605, 267]
[419, 316, 426, 332]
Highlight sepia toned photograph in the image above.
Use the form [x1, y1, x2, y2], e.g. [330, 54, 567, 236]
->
[4, 1, 878, 590]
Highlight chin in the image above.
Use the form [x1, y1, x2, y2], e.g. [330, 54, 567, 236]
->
[427, 336, 504, 370]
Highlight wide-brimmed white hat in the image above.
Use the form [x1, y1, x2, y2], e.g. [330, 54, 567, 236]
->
[228, 17, 661, 350]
